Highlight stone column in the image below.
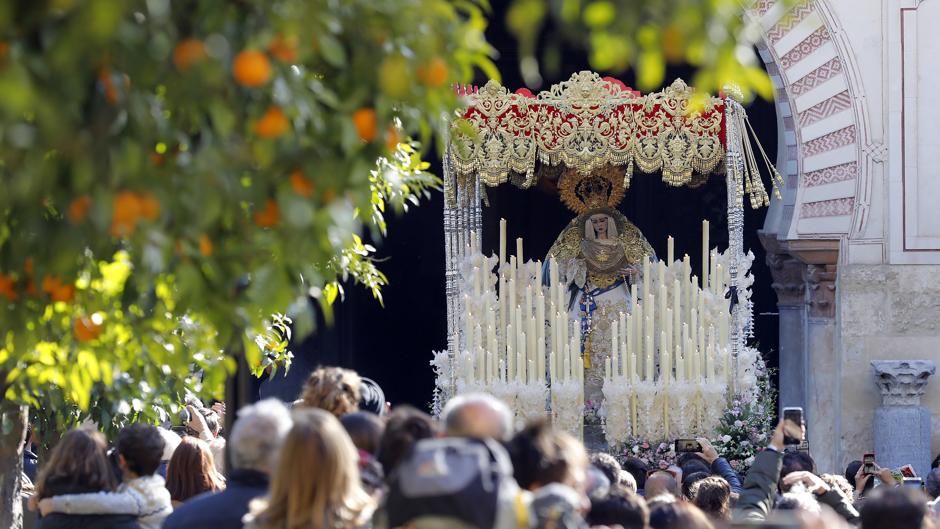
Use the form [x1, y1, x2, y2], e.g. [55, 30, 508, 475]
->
[804, 264, 838, 473]
[872, 360, 936, 477]
[766, 252, 806, 411]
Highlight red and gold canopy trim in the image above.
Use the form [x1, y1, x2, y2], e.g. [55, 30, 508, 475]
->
[450, 71, 726, 190]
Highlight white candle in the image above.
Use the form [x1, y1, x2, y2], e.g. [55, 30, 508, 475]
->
[475, 323, 484, 377]
[667, 235, 674, 264]
[517, 329, 526, 382]
[642, 255, 651, 302]
[516, 237, 524, 267]
[707, 325, 716, 381]
[611, 319, 619, 377]
[715, 263, 724, 296]
[563, 353, 571, 381]
[625, 313, 634, 378]
[645, 294, 654, 357]
[486, 351, 493, 384]
[673, 279, 681, 349]
[549, 351, 556, 382]
[676, 342, 684, 382]
[618, 311, 627, 377]
[473, 266, 481, 297]
[702, 220, 710, 290]
[536, 293, 545, 382]
[464, 295, 473, 353]
[645, 333, 654, 381]
[660, 330, 669, 385]
[605, 356, 611, 381]
[664, 308, 673, 360]
[690, 309, 698, 379]
[499, 219, 507, 266]
[470, 230, 477, 254]
[710, 249, 718, 295]
[506, 323, 514, 378]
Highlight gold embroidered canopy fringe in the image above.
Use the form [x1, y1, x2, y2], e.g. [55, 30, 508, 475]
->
[450, 71, 735, 195]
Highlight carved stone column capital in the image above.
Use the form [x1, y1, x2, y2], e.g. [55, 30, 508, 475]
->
[871, 360, 936, 406]
[804, 264, 836, 319]
[766, 252, 806, 306]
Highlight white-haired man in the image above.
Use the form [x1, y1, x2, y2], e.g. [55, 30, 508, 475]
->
[161, 399, 292, 529]
[441, 392, 513, 441]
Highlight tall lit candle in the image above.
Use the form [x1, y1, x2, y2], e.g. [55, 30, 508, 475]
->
[625, 313, 634, 377]
[660, 330, 670, 385]
[710, 250, 719, 296]
[516, 237, 524, 267]
[605, 356, 612, 381]
[517, 329, 526, 382]
[642, 255, 651, 301]
[549, 351, 556, 382]
[464, 295, 473, 353]
[702, 220, 710, 290]
[645, 331, 653, 381]
[499, 219, 507, 266]
[618, 311, 627, 377]
[667, 235, 674, 264]
[664, 308, 673, 359]
[707, 325, 716, 381]
[506, 323, 514, 379]
[672, 279, 681, 352]
[676, 341, 684, 382]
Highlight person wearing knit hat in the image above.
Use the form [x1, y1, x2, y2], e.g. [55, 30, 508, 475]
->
[358, 377, 387, 416]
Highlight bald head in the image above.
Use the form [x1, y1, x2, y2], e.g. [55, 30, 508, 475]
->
[441, 393, 512, 441]
[645, 471, 680, 499]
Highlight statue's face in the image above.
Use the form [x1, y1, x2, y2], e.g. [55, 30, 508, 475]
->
[590, 214, 609, 239]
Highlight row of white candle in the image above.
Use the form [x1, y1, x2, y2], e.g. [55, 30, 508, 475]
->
[460, 223, 584, 387]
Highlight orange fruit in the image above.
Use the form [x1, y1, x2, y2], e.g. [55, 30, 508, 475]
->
[67, 195, 92, 224]
[254, 106, 290, 138]
[98, 67, 119, 104]
[111, 191, 142, 236]
[290, 170, 314, 198]
[173, 38, 207, 71]
[73, 316, 103, 342]
[662, 25, 684, 64]
[233, 50, 272, 87]
[138, 193, 161, 221]
[385, 125, 401, 151]
[0, 273, 17, 301]
[51, 284, 75, 303]
[352, 108, 377, 142]
[253, 199, 280, 227]
[198, 234, 213, 257]
[269, 33, 299, 63]
[417, 57, 449, 87]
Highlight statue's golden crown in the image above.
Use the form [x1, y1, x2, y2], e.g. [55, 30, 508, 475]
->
[578, 177, 611, 210]
[557, 164, 628, 214]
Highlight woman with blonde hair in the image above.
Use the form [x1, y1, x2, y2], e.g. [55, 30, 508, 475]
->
[297, 366, 361, 417]
[245, 408, 373, 529]
[165, 436, 225, 506]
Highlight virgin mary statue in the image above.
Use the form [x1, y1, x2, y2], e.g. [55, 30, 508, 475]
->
[544, 166, 655, 405]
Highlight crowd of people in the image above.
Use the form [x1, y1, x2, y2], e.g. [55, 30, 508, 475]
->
[19, 365, 940, 529]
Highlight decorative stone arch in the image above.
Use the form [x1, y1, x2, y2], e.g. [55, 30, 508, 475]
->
[749, 0, 879, 473]
[753, 0, 874, 243]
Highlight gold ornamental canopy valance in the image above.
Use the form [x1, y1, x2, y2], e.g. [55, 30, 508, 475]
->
[450, 71, 728, 192]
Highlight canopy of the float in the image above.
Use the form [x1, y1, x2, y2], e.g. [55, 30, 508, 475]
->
[438, 71, 775, 392]
[446, 71, 762, 201]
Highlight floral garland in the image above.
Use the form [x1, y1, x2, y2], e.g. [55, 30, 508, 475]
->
[712, 356, 776, 474]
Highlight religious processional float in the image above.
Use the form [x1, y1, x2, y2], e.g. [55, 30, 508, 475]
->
[430, 72, 780, 469]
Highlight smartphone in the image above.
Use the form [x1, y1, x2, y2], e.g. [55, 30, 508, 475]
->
[782, 407, 804, 446]
[902, 477, 924, 489]
[901, 464, 917, 478]
[675, 439, 703, 453]
[863, 453, 876, 475]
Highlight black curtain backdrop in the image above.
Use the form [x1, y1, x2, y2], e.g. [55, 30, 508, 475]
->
[261, 8, 780, 408]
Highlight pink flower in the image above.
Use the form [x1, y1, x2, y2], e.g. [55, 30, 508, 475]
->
[642, 442, 650, 449]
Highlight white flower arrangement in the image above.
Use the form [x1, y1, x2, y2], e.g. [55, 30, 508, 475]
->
[601, 377, 633, 444]
[551, 378, 583, 438]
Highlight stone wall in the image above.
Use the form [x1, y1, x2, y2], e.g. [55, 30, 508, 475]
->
[838, 264, 940, 469]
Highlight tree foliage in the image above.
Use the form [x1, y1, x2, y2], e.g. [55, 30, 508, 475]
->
[506, 0, 799, 101]
[0, 0, 495, 438]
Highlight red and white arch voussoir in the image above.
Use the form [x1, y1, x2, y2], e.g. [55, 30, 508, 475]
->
[752, 0, 866, 238]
